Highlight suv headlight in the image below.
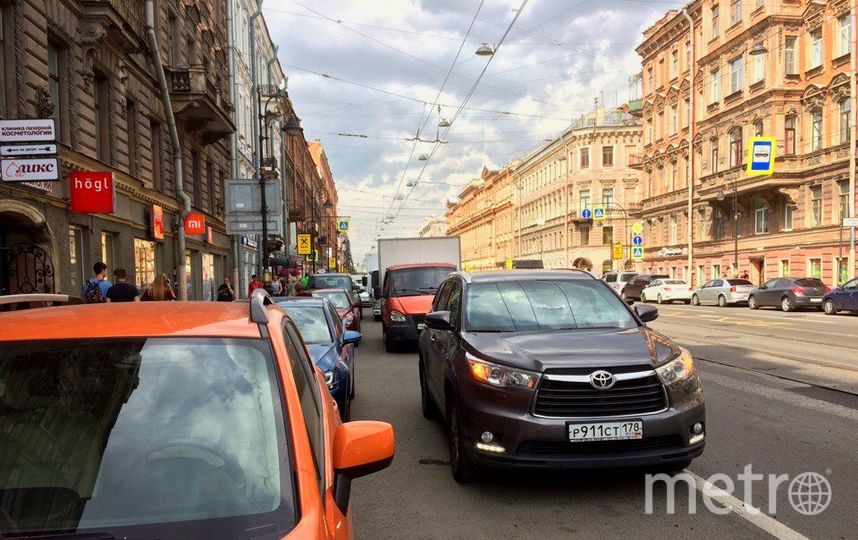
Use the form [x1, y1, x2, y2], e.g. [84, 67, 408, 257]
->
[466, 353, 540, 391]
[655, 348, 696, 385]
[324, 370, 339, 389]
[390, 310, 406, 322]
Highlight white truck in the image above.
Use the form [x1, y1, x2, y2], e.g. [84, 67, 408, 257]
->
[377, 237, 461, 287]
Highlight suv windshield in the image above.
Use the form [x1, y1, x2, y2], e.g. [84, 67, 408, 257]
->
[0, 338, 294, 538]
[389, 267, 452, 296]
[315, 291, 351, 309]
[283, 306, 333, 344]
[465, 280, 638, 332]
[308, 275, 352, 291]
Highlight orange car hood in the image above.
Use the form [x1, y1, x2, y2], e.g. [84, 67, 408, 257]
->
[389, 294, 434, 315]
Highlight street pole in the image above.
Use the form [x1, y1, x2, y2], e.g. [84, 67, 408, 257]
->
[733, 180, 739, 275]
[258, 87, 269, 280]
[249, 7, 263, 276]
[311, 203, 316, 274]
[683, 8, 696, 285]
[849, 0, 857, 279]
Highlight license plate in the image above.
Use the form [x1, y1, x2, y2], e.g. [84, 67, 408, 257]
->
[810, 298, 822, 303]
[568, 421, 643, 442]
[417, 323, 426, 330]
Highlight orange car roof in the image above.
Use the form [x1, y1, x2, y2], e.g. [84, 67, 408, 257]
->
[0, 302, 273, 341]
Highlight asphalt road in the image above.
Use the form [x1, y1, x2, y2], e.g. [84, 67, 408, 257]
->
[349, 308, 857, 540]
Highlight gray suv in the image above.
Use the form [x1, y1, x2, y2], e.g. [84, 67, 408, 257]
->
[418, 270, 706, 482]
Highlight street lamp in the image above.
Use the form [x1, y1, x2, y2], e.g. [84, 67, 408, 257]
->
[475, 43, 495, 56]
[749, 43, 768, 56]
[717, 180, 740, 276]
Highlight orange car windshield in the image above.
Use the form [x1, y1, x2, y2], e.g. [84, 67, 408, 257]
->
[0, 337, 297, 538]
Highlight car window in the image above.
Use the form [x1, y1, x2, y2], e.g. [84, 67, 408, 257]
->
[434, 281, 453, 311]
[796, 278, 826, 288]
[327, 302, 344, 342]
[727, 279, 753, 286]
[619, 273, 638, 281]
[389, 266, 453, 296]
[664, 280, 686, 285]
[315, 290, 351, 308]
[309, 275, 351, 291]
[0, 337, 297, 537]
[465, 279, 638, 332]
[282, 321, 326, 505]
[711, 280, 722, 287]
[844, 279, 858, 289]
[604, 274, 617, 283]
[448, 281, 463, 328]
[281, 306, 334, 345]
[762, 279, 779, 288]
[651, 280, 662, 286]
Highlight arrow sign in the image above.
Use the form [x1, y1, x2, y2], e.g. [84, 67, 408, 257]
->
[580, 208, 592, 220]
[632, 235, 644, 246]
[0, 143, 57, 157]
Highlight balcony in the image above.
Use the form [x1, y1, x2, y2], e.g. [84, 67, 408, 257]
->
[627, 99, 644, 118]
[168, 65, 235, 144]
[79, 0, 146, 52]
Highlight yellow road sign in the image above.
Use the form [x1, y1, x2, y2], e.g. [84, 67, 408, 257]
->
[297, 234, 311, 255]
[505, 258, 513, 269]
[329, 257, 337, 269]
[612, 243, 624, 260]
[631, 222, 644, 234]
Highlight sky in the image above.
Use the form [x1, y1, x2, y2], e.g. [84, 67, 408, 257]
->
[263, 0, 681, 268]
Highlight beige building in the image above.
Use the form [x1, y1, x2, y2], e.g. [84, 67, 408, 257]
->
[418, 215, 448, 238]
[515, 109, 643, 273]
[635, 0, 857, 286]
[446, 165, 516, 271]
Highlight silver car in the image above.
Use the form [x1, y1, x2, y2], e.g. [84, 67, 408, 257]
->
[691, 278, 755, 307]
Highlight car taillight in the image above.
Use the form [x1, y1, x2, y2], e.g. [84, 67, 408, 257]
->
[730, 286, 737, 293]
[824, 287, 831, 293]
[791, 287, 806, 295]
[664, 287, 672, 291]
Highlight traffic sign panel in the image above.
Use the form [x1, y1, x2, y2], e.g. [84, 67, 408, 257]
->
[632, 246, 645, 261]
[632, 235, 644, 246]
[580, 208, 592, 220]
[1, 143, 57, 157]
[337, 219, 350, 232]
[747, 137, 776, 176]
[297, 234, 311, 255]
[592, 206, 606, 221]
[612, 243, 624, 260]
[631, 222, 644, 234]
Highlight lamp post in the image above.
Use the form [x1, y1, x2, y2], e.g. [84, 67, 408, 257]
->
[595, 201, 631, 271]
[717, 181, 739, 276]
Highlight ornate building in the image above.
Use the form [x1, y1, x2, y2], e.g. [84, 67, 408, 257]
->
[635, 0, 856, 285]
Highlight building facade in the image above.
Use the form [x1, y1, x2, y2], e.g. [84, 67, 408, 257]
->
[636, 0, 857, 286]
[515, 109, 643, 273]
[307, 140, 339, 271]
[0, 0, 234, 299]
[418, 215, 447, 238]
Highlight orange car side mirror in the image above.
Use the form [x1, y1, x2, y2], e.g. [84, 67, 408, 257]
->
[333, 421, 395, 513]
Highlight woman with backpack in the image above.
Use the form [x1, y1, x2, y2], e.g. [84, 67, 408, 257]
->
[141, 273, 177, 301]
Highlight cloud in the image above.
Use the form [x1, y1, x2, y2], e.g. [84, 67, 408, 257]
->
[264, 0, 669, 265]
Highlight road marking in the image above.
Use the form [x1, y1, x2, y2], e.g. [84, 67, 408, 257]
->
[685, 471, 810, 540]
[658, 307, 838, 325]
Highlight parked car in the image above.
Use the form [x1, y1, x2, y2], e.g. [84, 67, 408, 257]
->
[308, 273, 362, 318]
[358, 288, 372, 307]
[0, 292, 393, 539]
[641, 279, 693, 304]
[602, 271, 638, 296]
[278, 296, 361, 420]
[691, 278, 755, 307]
[418, 270, 705, 483]
[822, 278, 858, 315]
[310, 288, 361, 334]
[0, 293, 82, 312]
[620, 274, 669, 301]
[748, 277, 829, 312]
[373, 299, 382, 321]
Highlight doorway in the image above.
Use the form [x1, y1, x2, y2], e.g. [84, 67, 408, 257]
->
[0, 206, 56, 295]
[751, 258, 766, 285]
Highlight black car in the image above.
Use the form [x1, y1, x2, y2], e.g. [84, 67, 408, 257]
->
[418, 270, 705, 482]
[748, 277, 829, 312]
[620, 274, 669, 302]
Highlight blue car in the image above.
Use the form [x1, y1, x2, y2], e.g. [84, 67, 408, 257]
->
[277, 297, 361, 421]
[823, 278, 858, 315]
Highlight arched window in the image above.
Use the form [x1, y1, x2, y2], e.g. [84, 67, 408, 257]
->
[710, 137, 719, 173]
[784, 116, 796, 155]
[729, 127, 743, 167]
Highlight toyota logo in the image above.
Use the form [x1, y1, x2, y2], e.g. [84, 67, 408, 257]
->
[589, 370, 616, 390]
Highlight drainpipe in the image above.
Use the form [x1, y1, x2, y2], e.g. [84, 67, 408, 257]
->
[250, 3, 264, 275]
[145, 0, 189, 300]
[849, 0, 857, 280]
[683, 8, 695, 284]
[227, 0, 241, 296]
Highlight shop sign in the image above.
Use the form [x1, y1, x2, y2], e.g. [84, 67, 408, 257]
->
[70, 171, 114, 213]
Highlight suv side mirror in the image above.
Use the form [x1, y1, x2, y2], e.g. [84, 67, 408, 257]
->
[333, 421, 395, 513]
[425, 310, 453, 331]
[634, 304, 658, 323]
[343, 330, 362, 345]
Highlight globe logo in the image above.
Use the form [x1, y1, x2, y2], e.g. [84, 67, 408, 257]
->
[788, 472, 832, 516]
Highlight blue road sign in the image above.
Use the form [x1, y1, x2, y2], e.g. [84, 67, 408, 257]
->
[593, 207, 606, 221]
[747, 137, 776, 176]
[580, 208, 592, 220]
[338, 219, 349, 231]
[632, 246, 645, 261]
[632, 235, 644, 246]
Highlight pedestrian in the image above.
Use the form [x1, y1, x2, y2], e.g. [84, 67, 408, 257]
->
[105, 268, 140, 303]
[248, 274, 264, 296]
[270, 276, 283, 296]
[82, 262, 112, 304]
[740, 269, 750, 280]
[216, 278, 235, 302]
[141, 273, 177, 301]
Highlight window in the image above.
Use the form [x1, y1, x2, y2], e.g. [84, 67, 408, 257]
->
[784, 116, 796, 155]
[126, 100, 138, 175]
[685, 41, 692, 71]
[671, 50, 679, 79]
[647, 68, 654, 93]
[730, 0, 741, 25]
[729, 127, 743, 167]
[754, 119, 763, 137]
[602, 187, 614, 208]
[101, 232, 115, 270]
[839, 180, 850, 221]
[580, 226, 590, 246]
[192, 150, 202, 207]
[752, 52, 765, 84]
[602, 226, 613, 246]
[69, 226, 84, 296]
[47, 41, 67, 141]
[206, 159, 215, 212]
[94, 72, 110, 162]
[684, 98, 691, 127]
[580, 147, 590, 168]
[755, 199, 768, 234]
[710, 69, 720, 103]
[712, 264, 721, 279]
[840, 15, 852, 57]
[671, 105, 678, 133]
[602, 146, 614, 167]
[809, 258, 822, 279]
[784, 202, 794, 231]
[669, 215, 678, 244]
[713, 208, 725, 240]
[785, 37, 797, 75]
[835, 259, 850, 284]
[647, 119, 654, 144]
[579, 189, 590, 210]
[729, 57, 744, 94]
[840, 98, 851, 145]
[149, 119, 162, 189]
[710, 137, 719, 173]
[811, 109, 823, 151]
[134, 238, 158, 289]
[780, 259, 790, 277]
[711, 5, 720, 37]
[697, 266, 705, 287]
[810, 29, 823, 68]
[810, 185, 822, 226]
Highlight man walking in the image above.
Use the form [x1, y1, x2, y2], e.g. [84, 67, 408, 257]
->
[83, 262, 112, 304]
[248, 274, 264, 296]
[106, 268, 140, 303]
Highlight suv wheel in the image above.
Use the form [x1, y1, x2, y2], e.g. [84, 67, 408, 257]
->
[718, 295, 727, 308]
[448, 403, 476, 483]
[657, 294, 663, 304]
[419, 359, 438, 419]
[823, 299, 837, 315]
[781, 296, 794, 312]
[748, 295, 758, 310]
[691, 294, 700, 306]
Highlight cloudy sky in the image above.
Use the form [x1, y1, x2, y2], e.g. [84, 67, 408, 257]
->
[263, 0, 679, 267]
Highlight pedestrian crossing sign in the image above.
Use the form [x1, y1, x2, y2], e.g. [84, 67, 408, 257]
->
[337, 219, 350, 232]
[632, 246, 645, 261]
[593, 206, 606, 221]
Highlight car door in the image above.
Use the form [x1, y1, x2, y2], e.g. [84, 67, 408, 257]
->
[843, 279, 858, 310]
[710, 280, 725, 304]
[698, 280, 713, 304]
[647, 279, 662, 299]
[434, 280, 462, 413]
[762, 278, 786, 306]
[425, 281, 453, 403]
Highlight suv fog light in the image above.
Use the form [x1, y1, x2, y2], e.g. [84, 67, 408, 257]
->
[480, 431, 494, 443]
[475, 442, 505, 453]
[689, 422, 705, 444]
[692, 422, 704, 435]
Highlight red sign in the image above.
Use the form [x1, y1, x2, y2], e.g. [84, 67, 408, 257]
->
[152, 205, 165, 240]
[184, 212, 206, 235]
[70, 171, 114, 213]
